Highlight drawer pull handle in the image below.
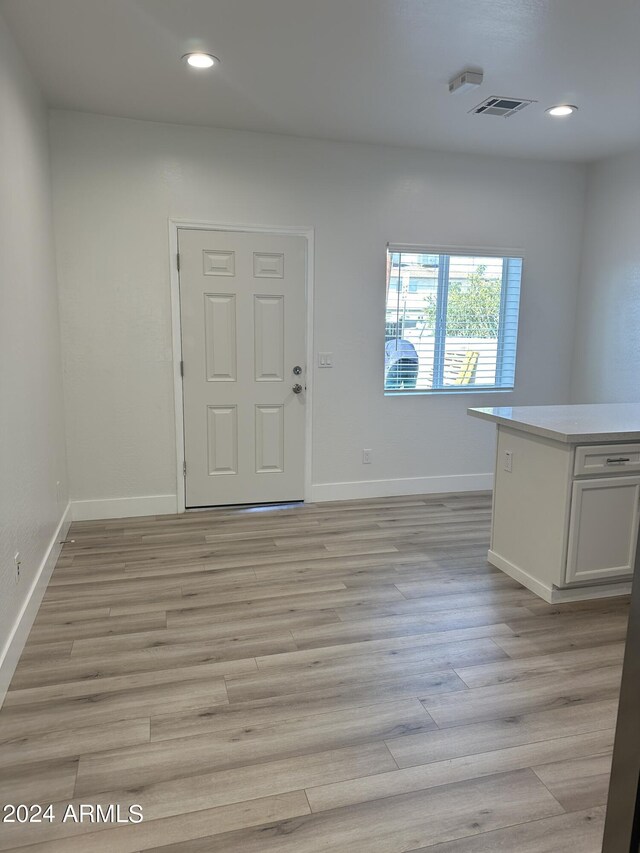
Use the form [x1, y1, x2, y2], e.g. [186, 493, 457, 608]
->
[606, 457, 631, 464]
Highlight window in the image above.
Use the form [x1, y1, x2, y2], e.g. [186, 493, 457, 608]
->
[385, 247, 523, 393]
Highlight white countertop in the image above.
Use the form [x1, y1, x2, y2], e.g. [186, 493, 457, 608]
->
[468, 403, 640, 443]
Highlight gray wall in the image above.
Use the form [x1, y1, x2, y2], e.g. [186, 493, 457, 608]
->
[0, 14, 68, 678]
[571, 148, 640, 403]
[49, 110, 587, 508]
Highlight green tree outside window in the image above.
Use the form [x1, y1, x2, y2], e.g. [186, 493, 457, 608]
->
[422, 264, 502, 338]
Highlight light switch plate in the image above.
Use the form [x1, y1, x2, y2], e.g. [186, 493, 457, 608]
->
[318, 352, 333, 368]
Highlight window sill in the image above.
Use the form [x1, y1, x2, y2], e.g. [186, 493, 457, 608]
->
[384, 387, 514, 397]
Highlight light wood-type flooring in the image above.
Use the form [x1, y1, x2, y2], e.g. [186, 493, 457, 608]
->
[0, 493, 629, 852]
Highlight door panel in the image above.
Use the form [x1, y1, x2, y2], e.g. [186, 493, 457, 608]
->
[253, 252, 284, 278]
[179, 229, 306, 507]
[204, 294, 237, 381]
[565, 476, 640, 584]
[254, 295, 284, 381]
[203, 250, 235, 276]
[206, 405, 238, 475]
[255, 405, 284, 473]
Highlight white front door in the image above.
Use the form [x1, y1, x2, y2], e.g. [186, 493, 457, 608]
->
[178, 228, 307, 507]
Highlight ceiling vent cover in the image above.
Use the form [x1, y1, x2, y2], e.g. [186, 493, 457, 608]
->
[470, 96, 536, 117]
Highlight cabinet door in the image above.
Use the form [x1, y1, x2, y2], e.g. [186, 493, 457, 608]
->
[565, 476, 640, 585]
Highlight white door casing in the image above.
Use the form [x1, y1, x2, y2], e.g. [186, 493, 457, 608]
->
[178, 228, 307, 507]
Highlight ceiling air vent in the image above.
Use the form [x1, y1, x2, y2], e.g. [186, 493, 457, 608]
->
[470, 96, 536, 118]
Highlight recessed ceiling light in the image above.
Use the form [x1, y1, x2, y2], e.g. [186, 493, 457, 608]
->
[182, 52, 219, 69]
[546, 104, 578, 117]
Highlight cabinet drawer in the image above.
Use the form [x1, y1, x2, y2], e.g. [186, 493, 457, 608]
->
[574, 444, 640, 476]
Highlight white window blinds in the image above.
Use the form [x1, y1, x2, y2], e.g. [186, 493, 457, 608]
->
[385, 248, 523, 392]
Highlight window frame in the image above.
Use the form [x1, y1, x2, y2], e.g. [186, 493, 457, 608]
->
[384, 244, 523, 396]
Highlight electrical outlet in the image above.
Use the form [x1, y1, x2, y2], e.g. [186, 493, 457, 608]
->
[362, 448, 373, 464]
[14, 552, 21, 584]
[504, 451, 513, 473]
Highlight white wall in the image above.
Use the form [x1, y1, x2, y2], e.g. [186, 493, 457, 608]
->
[49, 111, 587, 509]
[0, 15, 68, 696]
[570, 148, 640, 403]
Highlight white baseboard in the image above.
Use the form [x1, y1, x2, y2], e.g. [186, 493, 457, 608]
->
[488, 549, 632, 604]
[0, 502, 71, 707]
[309, 473, 493, 503]
[487, 549, 557, 602]
[70, 479, 490, 518]
[548, 582, 632, 603]
[71, 494, 178, 521]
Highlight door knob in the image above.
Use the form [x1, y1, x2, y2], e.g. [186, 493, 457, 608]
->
[293, 366, 302, 375]
[292, 384, 303, 394]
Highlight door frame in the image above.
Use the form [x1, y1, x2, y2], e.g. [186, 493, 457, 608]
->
[168, 219, 315, 513]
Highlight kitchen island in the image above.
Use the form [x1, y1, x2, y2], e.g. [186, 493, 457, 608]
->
[469, 404, 640, 602]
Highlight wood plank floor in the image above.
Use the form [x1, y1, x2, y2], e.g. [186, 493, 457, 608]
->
[0, 493, 629, 852]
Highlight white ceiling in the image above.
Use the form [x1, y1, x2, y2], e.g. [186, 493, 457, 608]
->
[3, 0, 640, 162]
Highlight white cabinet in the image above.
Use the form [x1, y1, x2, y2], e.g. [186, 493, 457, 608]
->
[487, 426, 636, 602]
[566, 476, 640, 585]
